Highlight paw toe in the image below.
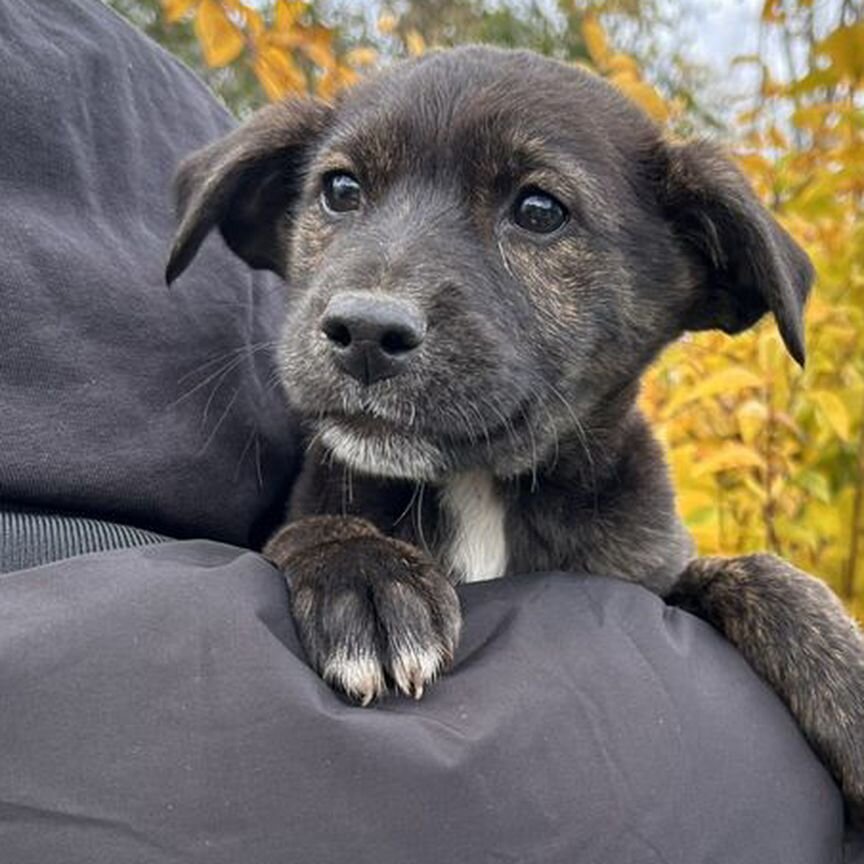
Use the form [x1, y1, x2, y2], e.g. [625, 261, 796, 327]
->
[390, 642, 449, 700]
[322, 651, 387, 706]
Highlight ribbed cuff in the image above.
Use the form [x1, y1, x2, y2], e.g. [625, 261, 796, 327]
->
[0, 507, 170, 573]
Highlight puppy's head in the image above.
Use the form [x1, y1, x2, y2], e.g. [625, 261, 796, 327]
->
[167, 46, 812, 482]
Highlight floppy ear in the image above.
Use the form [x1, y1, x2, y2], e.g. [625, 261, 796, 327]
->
[657, 139, 814, 366]
[165, 98, 332, 284]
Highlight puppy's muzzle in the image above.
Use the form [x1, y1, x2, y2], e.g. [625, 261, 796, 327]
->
[321, 292, 427, 386]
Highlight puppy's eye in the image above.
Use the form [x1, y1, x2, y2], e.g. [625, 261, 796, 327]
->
[513, 189, 568, 234]
[322, 172, 362, 213]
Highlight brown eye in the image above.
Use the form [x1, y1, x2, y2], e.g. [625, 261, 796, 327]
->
[513, 188, 568, 234]
[322, 172, 362, 213]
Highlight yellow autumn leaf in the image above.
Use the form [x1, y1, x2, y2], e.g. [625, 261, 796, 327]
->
[275, 0, 307, 31]
[581, 11, 609, 69]
[767, 126, 788, 149]
[218, 0, 263, 40]
[271, 25, 334, 69]
[811, 390, 852, 441]
[736, 107, 760, 125]
[195, 0, 245, 68]
[737, 398, 768, 445]
[736, 153, 774, 186]
[756, 329, 783, 369]
[774, 518, 823, 552]
[298, 26, 335, 68]
[610, 75, 669, 122]
[807, 499, 842, 542]
[742, 474, 768, 503]
[377, 13, 398, 36]
[345, 47, 378, 68]
[788, 67, 842, 96]
[317, 63, 359, 100]
[761, 75, 786, 99]
[605, 53, 639, 77]
[162, 0, 198, 23]
[760, 0, 784, 23]
[792, 104, 832, 131]
[268, 29, 302, 50]
[678, 488, 716, 517]
[689, 511, 721, 552]
[405, 29, 426, 57]
[816, 22, 864, 82]
[691, 442, 765, 477]
[252, 45, 306, 100]
[661, 367, 763, 418]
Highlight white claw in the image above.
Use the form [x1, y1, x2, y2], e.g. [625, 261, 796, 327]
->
[390, 644, 445, 700]
[322, 651, 387, 705]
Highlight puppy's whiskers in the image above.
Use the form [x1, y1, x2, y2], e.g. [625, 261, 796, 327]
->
[497, 238, 514, 278]
[176, 340, 278, 386]
[540, 377, 601, 514]
[518, 401, 539, 492]
[534, 395, 561, 474]
[481, 395, 517, 452]
[304, 411, 328, 455]
[169, 341, 276, 412]
[414, 480, 431, 559]
[233, 426, 258, 483]
[394, 481, 422, 529]
[196, 385, 240, 457]
[451, 402, 479, 447]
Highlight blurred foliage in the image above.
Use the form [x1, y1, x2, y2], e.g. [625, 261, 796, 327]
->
[642, 0, 864, 617]
[108, 0, 710, 117]
[115, 0, 863, 612]
[106, 0, 265, 114]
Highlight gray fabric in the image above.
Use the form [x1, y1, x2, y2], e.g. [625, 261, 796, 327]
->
[1, 1, 862, 861]
[0, 543, 848, 863]
[0, 0, 298, 549]
[0, 507, 169, 573]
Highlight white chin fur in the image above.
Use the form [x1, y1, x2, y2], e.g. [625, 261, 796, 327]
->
[320, 421, 445, 481]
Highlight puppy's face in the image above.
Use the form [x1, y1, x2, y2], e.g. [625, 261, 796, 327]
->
[168, 47, 812, 482]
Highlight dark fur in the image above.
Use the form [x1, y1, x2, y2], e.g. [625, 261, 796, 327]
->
[166, 47, 864, 822]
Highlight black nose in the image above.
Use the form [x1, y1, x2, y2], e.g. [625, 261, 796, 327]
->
[321, 293, 427, 386]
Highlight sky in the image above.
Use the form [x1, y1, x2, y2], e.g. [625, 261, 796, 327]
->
[660, 0, 768, 117]
[690, 0, 765, 69]
[647, 0, 807, 124]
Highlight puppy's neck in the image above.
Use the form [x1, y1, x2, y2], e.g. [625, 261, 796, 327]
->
[532, 381, 645, 487]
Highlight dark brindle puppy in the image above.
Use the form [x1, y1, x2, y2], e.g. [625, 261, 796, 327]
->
[166, 46, 864, 820]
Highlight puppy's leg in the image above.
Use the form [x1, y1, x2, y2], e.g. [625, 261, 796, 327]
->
[265, 516, 461, 705]
[668, 554, 864, 823]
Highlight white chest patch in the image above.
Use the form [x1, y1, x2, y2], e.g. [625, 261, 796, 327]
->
[439, 470, 508, 583]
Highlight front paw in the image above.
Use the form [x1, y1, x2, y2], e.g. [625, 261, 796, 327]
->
[670, 553, 864, 824]
[267, 518, 461, 705]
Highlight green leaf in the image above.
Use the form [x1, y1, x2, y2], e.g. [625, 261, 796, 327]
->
[794, 469, 832, 503]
